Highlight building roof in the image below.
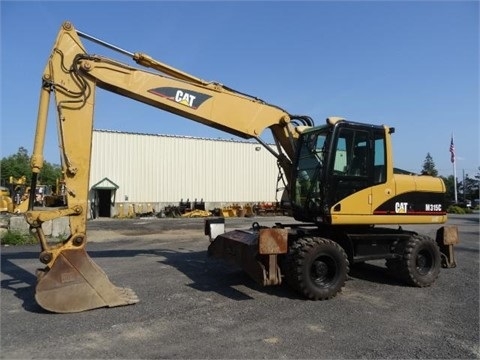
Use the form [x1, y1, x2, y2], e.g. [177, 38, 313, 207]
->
[93, 129, 261, 145]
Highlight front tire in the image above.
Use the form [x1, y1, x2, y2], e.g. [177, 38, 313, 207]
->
[284, 237, 349, 300]
[397, 235, 441, 287]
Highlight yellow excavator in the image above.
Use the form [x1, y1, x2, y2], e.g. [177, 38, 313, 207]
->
[0, 176, 29, 214]
[25, 21, 458, 313]
[0, 186, 14, 213]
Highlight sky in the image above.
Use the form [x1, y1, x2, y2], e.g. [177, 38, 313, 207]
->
[1, 0, 479, 178]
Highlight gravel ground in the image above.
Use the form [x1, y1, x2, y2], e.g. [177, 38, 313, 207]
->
[1, 214, 479, 359]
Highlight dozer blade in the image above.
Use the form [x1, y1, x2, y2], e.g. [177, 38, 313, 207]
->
[35, 248, 139, 313]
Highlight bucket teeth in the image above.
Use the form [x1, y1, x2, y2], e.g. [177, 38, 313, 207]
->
[113, 286, 140, 305]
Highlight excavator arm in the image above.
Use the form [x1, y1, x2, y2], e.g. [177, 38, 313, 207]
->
[25, 21, 312, 313]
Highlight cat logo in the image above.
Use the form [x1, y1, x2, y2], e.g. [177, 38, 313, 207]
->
[175, 90, 196, 107]
[148, 87, 211, 109]
[395, 202, 408, 214]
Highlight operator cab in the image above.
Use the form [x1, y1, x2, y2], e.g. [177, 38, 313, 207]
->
[291, 118, 389, 223]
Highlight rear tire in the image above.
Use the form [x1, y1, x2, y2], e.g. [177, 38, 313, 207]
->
[396, 235, 441, 287]
[284, 237, 349, 300]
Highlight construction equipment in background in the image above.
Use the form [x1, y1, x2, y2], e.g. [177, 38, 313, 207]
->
[0, 186, 14, 213]
[0, 176, 66, 213]
[30, 183, 66, 208]
[253, 202, 287, 216]
[220, 203, 255, 217]
[25, 21, 458, 313]
[181, 209, 212, 218]
[9, 176, 29, 206]
[42, 177, 67, 207]
[162, 199, 206, 218]
[0, 176, 29, 214]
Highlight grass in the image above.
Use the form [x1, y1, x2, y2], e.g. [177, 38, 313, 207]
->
[1, 230, 38, 245]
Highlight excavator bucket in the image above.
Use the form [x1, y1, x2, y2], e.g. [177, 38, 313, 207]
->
[35, 248, 138, 313]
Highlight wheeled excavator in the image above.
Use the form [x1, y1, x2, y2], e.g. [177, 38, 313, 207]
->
[25, 21, 458, 313]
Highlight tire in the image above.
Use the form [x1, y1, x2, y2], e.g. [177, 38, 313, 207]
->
[397, 235, 441, 287]
[284, 237, 349, 300]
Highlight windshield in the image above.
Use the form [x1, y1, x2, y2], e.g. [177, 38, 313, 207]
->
[294, 129, 329, 208]
[298, 132, 326, 173]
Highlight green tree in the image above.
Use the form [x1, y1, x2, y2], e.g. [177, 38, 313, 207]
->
[460, 167, 480, 201]
[1, 147, 61, 187]
[1, 147, 31, 185]
[421, 153, 438, 176]
[440, 175, 456, 204]
[38, 162, 62, 187]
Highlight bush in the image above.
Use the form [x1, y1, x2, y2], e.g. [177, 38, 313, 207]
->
[447, 204, 475, 214]
[1, 230, 38, 245]
[447, 205, 465, 214]
[447, 205, 472, 214]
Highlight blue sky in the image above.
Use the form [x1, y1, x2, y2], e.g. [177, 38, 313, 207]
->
[1, 1, 479, 177]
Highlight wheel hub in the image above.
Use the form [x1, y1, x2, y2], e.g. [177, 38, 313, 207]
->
[416, 250, 433, 275]
[312, 257, 335, 286]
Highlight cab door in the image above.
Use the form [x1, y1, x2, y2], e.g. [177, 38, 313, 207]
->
[328, 126, 372, 216]
[370, 129, 396, 215]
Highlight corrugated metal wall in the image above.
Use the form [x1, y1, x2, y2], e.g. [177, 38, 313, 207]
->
[90, 130, 281, 205]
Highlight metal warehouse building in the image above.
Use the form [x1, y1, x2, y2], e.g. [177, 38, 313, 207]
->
[89, 129, 281, 217]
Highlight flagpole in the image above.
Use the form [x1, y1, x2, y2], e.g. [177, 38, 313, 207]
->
[453, 159, 458, 203]
[451, 133, 458, 203]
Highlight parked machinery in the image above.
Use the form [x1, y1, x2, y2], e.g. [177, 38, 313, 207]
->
[25, 21, 458, 313]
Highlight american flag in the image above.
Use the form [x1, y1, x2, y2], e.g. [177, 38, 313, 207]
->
[449, 135, 455, 164]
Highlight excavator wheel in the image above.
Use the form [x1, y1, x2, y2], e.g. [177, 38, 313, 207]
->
[394, 234, 441, 287]
[35, 248, 139, 313]
[284, 237, 349, 300]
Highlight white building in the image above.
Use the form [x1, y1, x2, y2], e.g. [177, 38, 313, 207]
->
[89, 130, 282, 217]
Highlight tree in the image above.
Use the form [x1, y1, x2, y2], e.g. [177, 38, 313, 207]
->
[1, 147, 61, 187]
[420, 153, 438, 177]
[440, 175, 456, 204]
[459, 167, 480, 201]
[1, 147, 31, 185]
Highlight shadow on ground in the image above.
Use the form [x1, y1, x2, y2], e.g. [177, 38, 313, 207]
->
[1, 244, 411, 313]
